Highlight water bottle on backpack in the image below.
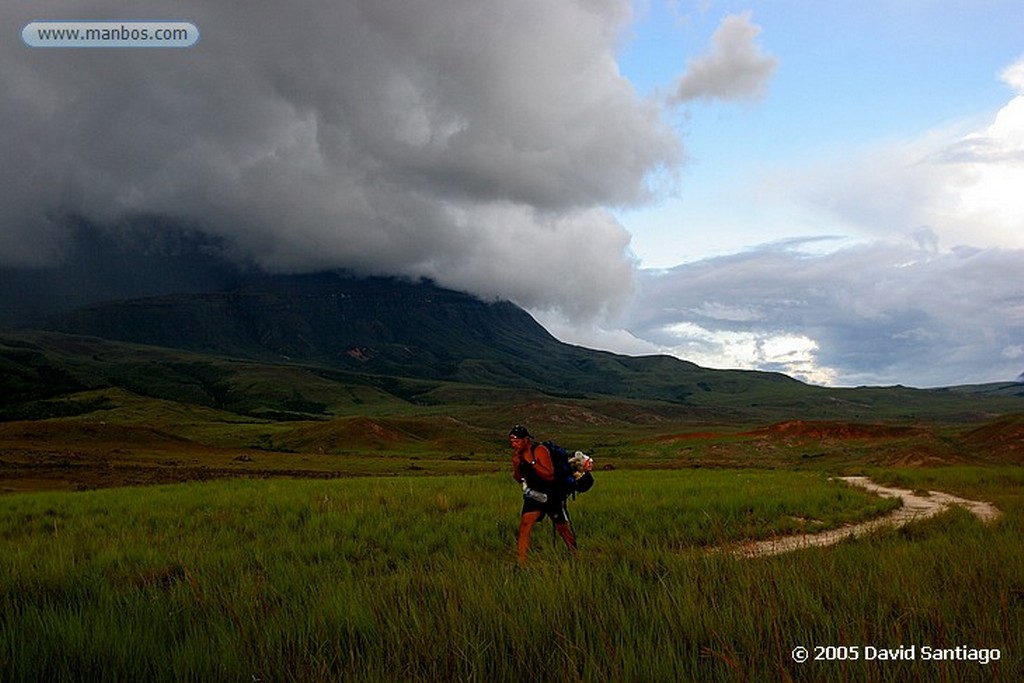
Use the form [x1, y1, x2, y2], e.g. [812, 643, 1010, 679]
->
[524, 481, 548, 501]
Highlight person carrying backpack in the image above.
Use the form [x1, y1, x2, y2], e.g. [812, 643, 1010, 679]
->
[508, 424, 578, 564]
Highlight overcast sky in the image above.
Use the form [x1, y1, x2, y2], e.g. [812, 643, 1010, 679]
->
[4, 1, 1023, 387]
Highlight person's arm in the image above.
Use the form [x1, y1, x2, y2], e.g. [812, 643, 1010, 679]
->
[530, 444, 555, 482]
[512, 453, 524, 482]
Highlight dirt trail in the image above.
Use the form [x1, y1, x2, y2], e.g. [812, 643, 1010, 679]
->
[730, 476, 1002, 558]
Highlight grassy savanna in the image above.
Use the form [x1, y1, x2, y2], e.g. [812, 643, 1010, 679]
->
[3, 329, 1023, 680]
[2, 468, 1020, 682]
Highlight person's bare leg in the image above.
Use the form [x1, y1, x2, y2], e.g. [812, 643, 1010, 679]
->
[517, 511, 543, 564]
[555, 521, 577, 556]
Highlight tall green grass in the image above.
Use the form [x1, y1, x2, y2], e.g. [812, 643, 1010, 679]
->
[1, 469, 1019, 681]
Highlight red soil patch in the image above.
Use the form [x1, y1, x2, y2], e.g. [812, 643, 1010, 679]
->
[958, 415, 1024, 460]
[745, 420, 925, 441]
[647, 432, 733, 443]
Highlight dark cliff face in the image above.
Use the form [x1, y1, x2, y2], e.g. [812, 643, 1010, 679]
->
[45, 272, 562, 378]
[42, 271, 792, 401]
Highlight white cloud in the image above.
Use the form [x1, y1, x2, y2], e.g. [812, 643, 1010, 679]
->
[659, 321, 837, 385]
[1001, 56, 1024, 93]
[776, 61, 1024, 253]
[531, 310, 662, 357]
[692, 301, 766, 322]
[672, 12, 777, 103]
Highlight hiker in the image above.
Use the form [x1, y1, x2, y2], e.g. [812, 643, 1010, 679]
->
[509, 424, 577, 563]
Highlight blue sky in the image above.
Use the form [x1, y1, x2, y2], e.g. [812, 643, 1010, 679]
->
[616, 1, 1024, 267]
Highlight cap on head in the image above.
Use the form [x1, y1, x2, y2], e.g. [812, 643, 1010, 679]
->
[508, 425, 532, 439]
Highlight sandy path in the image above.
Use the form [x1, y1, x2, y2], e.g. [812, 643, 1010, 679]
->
[729, 476, 1002, 558]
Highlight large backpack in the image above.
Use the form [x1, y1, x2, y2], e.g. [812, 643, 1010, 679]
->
[540, 441, 594, 496]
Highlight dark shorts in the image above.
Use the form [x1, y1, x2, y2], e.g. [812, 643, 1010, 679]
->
[522, 496, 570, 524]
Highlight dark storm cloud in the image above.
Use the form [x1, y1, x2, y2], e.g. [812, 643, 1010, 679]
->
[2, 0, 681, 318]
